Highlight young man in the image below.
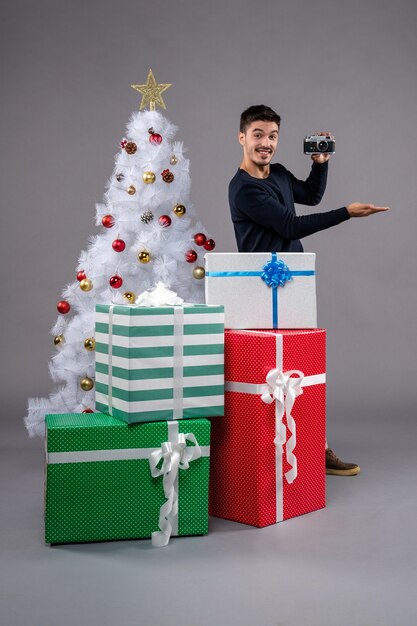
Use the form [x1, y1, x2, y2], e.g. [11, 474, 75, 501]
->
[229, 105, 389, 476]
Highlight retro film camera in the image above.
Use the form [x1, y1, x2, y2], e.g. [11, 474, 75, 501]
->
[303, 134, 335, 155]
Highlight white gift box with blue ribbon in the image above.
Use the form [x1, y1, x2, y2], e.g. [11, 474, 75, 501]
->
[205, 252, 317, 329]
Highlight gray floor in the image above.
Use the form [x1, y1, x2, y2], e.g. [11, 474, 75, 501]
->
[1, 407, 416, 626]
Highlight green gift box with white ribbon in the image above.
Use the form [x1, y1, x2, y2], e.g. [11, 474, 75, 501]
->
[95, 303, 224, 424]
[45, 413, 210, 546]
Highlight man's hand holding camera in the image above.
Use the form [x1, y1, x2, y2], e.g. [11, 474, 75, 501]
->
[311, 131, 335, 163]
[311, 152, 331, 164]
[306, 131, 335, 164]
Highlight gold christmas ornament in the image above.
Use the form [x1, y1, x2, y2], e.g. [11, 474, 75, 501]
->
[142, 171, 156, 184]
[193, 266, 205, 280]
[80, 376, 94, 391]
[124, 291, 136, 303]
[84, 337, 96, 351]
[138, 250, 151, 264]
[79, 278, 93, 292]
[128, 185, 136, 195]
[173, 203, 186, 217]
[131, 69, 172, 111]
[54, 334, 64, 346]
[170, 155, 178, 165]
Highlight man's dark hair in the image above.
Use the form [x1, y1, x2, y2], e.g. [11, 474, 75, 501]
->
[240, 105, 281, 133]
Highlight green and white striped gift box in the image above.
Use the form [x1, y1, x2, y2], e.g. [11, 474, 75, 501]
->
[95, 303, 224, 424]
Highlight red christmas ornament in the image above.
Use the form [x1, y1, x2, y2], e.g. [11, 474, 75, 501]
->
[158, 214, 172, 228]
[112, 238, 126, 252]
[193, 233, 206, 246]
[204, 238, 216, 251]
[120, 139, 127, 148]
[149, 132, 163, 145]
[102, 215, 115, 228]
[185, 249, 198, 263]
[57, 300, 71, 314]
[77, 270, 86, 282]
[82, 408, 94, 414]
[109, 275, 123, 289]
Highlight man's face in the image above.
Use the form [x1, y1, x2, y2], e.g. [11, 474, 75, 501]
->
[239, 120, 279, 167]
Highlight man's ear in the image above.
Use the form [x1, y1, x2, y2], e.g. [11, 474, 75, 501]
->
[238, 132, 245, 146]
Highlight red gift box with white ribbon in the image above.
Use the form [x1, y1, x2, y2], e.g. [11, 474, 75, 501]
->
[209, 328, 326, 527]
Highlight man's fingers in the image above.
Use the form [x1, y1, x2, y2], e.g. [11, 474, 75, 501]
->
[359, 203, 389, 212]
[347, 202, 390, 217]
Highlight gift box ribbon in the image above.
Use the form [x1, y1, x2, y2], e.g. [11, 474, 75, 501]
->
[149, 421, 202, 547]
[106, 304, 186, 419]
[47, 421, 209, 547]
[206, 252, 315, 328]
[224, 331, 325, 522]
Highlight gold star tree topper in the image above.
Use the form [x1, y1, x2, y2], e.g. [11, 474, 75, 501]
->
[131, 69, 172, 111]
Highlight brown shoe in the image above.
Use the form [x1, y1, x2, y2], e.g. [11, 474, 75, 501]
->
[325, 448, 360, 476]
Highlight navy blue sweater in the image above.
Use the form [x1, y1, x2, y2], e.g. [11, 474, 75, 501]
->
[229, 161, 350, 252]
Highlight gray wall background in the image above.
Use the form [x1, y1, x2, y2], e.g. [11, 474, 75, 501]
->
[1, 0, 416, 431]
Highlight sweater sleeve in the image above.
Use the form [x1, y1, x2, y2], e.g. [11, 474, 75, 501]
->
[290, 161, 328, 206]
[235, 183, 350, 241]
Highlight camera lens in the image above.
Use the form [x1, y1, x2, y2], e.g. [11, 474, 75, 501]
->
[318, 140, 328, 152]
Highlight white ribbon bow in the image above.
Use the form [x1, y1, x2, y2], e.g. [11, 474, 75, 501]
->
[148, 432, 202, 547]
[261, 368, 304, 484]
[135, 281, 184, 307]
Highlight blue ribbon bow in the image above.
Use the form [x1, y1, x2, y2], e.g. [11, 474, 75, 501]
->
[206, 253, 314, 328]
[261, 256, 293, 288]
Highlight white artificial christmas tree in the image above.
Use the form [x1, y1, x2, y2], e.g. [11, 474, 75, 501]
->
[25, 70, 215, 437]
